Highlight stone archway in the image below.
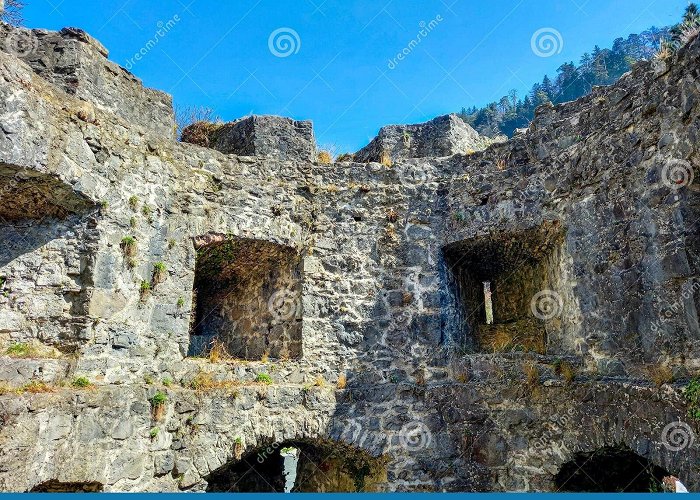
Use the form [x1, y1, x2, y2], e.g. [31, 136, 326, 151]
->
[554, 445, 671, 492]
[204, 439, 386, 493]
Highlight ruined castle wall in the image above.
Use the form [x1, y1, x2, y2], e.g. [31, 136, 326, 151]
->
[0, 24, 175, 139]
[0, 24, 699, 493]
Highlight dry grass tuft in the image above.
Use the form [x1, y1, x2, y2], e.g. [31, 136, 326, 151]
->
[21, 381, 56, 394]
[120, 236, 137, 258]
[208, 339, 235, 364]
[5, 341, 60, 359]
[655, 43, 673, 60]
[647, 363, 674, 387]
[379, 151, 392, 167]
[317, 151, 333, 164]
[553, 359, 576, 384]
[180, 121, 222, 147]
[680, 25, 700, 47]
[477, 320, 545, 354]
[336, 374, 347, 389]
[188, 370, 240, 392]
[523, 362, 540, 388]
[336, 153, 355, 162]
[414, 367, 427, 386]
[151, 262, 167, 286]
[480, 328, 514, 353]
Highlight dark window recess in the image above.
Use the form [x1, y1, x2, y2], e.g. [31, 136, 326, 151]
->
[188, 236, 302, 361]
[442, 221, 565, 353]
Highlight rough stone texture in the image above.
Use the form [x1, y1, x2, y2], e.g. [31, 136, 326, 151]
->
[353, 113, 504, 163]
[1, 23, 700, 492]
[182, 115, 316, 162]
[0, 23, 175, 139]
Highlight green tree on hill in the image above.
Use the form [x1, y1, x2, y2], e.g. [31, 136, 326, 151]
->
[1, 0, 26, 26]
[460, 25, 670, 137]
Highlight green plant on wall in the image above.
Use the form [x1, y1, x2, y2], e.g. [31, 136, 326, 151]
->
[684, 378, 700, 421]
[152, 262, 167, 285]
[128, 195, 139, 211]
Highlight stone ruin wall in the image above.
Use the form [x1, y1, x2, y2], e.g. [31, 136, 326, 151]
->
[0, 22, 699, 492]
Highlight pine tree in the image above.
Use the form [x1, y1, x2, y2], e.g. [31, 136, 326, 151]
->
[684, 3, 699, 24]
[1, 0, 26, 25]
[456, 14, 678, 137]
[671, 3, 700, 42]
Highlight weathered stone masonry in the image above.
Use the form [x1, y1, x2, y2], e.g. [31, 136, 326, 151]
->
[0, 22, 699, 492]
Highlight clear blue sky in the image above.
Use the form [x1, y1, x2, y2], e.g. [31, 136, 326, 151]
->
[24, 0, 687, 152]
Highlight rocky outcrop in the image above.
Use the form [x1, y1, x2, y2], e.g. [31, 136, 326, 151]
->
[181, 115, 315, 162]
[353, 113, 502, 163]
[0, 23, 175, 138]
[0, 21, 700, 493]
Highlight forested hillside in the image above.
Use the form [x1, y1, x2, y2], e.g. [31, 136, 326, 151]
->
[459, 27, 669, 137]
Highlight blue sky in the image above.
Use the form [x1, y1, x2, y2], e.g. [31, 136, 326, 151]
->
[25, 0, 687, 152]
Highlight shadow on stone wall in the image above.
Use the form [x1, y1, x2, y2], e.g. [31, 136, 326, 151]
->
[0, 163, 98, 267]
[442, 220, 567, 354]
[188, 234, 302, 360]
[204, 439, 386, 492]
